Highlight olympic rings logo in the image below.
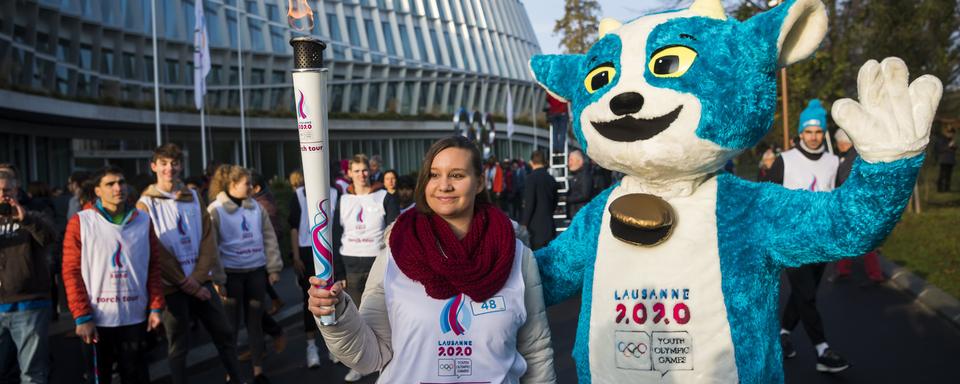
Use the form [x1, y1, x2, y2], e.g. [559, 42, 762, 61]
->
[617, 341, 648, 358]
[439, 363, 454, 370]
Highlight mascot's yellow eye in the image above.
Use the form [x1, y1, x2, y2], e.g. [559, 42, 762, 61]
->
[584, 64, 617, 94]
[648, 46, 698, 78]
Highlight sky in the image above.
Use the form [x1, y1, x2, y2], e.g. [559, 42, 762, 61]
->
[522, 0, 676, 54]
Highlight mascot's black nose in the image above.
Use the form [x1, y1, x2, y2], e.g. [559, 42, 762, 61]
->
[610, 92, 645, 116]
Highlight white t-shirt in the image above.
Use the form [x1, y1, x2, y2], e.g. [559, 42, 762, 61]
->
[338, 190, 388, 257]
[77, 209, 152, 327]
[379, 239, 528, 383]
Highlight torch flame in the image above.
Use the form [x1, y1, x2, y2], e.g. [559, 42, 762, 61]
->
[287, 0, 314, 32]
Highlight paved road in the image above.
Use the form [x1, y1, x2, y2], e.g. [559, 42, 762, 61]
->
[40, 258, 960, 383]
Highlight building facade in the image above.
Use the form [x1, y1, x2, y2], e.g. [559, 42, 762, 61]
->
[0, 0, 549, 185]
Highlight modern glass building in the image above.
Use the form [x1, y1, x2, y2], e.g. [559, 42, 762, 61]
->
[0, 0, 548, 185]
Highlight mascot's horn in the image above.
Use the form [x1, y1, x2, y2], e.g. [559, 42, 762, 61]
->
[690, 0, 727, 20]
[598, 18, 623, 38]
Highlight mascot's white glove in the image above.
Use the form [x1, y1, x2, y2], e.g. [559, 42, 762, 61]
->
[832, 57, 942, 163]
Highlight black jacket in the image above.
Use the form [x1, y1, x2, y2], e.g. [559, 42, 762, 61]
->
[566, 166, 593, 219]
[0, 212, 56, 304]
[836, 147, 858, 187]
[522, 167, 558, 250]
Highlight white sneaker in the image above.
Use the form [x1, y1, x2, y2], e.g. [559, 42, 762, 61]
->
[306, 343, 321, 369]
[344, 369, 363, 382]
[329, 351, 340, 364]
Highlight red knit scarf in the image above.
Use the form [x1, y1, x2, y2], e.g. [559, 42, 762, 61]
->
[390, 203, 516, 302]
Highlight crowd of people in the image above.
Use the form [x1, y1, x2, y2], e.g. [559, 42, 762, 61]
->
[0, 110, 954, 383]
[0, 134, 620, 384]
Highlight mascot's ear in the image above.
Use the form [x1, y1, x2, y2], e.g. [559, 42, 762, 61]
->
[530, 54, 584, 103]
[744, 0, 828, 67]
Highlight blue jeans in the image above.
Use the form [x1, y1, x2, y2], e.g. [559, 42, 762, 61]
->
[0, 306, 50, 384]
[549, 113, 569, 152]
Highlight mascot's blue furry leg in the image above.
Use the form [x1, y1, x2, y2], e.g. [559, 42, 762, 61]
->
[534, 184, 615, 384]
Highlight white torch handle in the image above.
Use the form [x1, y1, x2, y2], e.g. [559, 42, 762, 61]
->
[292, 69, 336, 325]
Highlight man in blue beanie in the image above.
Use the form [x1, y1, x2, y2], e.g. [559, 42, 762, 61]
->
[764, 99, 849, 373]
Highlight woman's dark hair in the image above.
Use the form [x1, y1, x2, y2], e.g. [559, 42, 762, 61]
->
[414, 136, 489, 215]
[383, 169, 398, 181]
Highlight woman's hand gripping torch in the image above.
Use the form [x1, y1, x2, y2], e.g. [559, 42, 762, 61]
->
[290, 36, 336, 325]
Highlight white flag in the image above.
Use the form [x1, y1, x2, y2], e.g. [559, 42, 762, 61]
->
[193, 1, 211, 110]
[506, 87, 515, 138]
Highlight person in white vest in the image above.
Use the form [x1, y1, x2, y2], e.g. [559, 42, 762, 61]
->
[333, 153, 399, 381]
[307, 136, 557, 384]
[206, 165, 283, 384]
[766, 99, 849, 373]
[135, 144, 243, 384]
[286, 169, 345, 369]
[62, 166, 165, 384]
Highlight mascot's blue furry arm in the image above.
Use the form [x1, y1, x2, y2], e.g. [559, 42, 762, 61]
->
[530, 0, 943, 382]
[721, 156, 923, 269]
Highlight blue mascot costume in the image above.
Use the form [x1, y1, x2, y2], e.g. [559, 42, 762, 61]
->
[528, 0, 943, 382]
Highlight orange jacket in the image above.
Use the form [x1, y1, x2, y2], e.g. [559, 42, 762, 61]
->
[62, 207, 165, 324]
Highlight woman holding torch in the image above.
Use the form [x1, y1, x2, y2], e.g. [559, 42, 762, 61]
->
[307, 136, 557, 383]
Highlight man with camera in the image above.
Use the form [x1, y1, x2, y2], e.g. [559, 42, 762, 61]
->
[0, 170, 57, 384]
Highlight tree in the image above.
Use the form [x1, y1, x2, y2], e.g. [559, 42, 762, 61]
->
[727, 0, 959, 148]
[554, 0, 602, 54]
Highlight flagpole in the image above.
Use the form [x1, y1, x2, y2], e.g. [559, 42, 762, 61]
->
[201, 103, 208, 166]
[236, 5, 248, 167]
[151, 0, 161, 146]
[532, 91, 538, 151]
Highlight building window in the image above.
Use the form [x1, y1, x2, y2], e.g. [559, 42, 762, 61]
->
[266, 3, 281, 22]
[227, 13, 238, 47]
[397, 21, 413, 58]
[183, 1, 196, 41]
[101, 49, 115, 75]
[206, 4, 225, 47]
[166, 59, 180, 83]
[123, 52, 137, 79]
[164, 0, 179, 39]
[330, 84, 344, 112]
[381, 21, 397, 56]
[367, 83, 381, 112]
[249, 19, 265, 51]
[364, 19, 380, 52]
[145, 56, 155, 81]
[345, 15, 362, 46]
[142, 0, 153, 34]
[428, 27, 444, 66]
[326, 13, 346, 60]
[443, 30, 458, 68]
[270, 25, 287, 54]
[56, 39, 70, 62]
[385, 82, 398, 112]
[79, 45, 93, 70]
[413, 25, 428, 62]
[349, 84, 362, 112]
[245, 0, 258, 15]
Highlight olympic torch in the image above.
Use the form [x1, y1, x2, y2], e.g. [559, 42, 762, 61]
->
[290, 36, 336, 325]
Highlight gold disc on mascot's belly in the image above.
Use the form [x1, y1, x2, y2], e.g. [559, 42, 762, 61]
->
[608, 193, 676, 246]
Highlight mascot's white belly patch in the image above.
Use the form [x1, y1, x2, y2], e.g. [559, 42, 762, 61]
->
[589, 177, 738, 383]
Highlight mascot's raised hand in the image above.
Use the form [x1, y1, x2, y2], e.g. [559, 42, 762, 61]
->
[833, 57, 943, 163]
